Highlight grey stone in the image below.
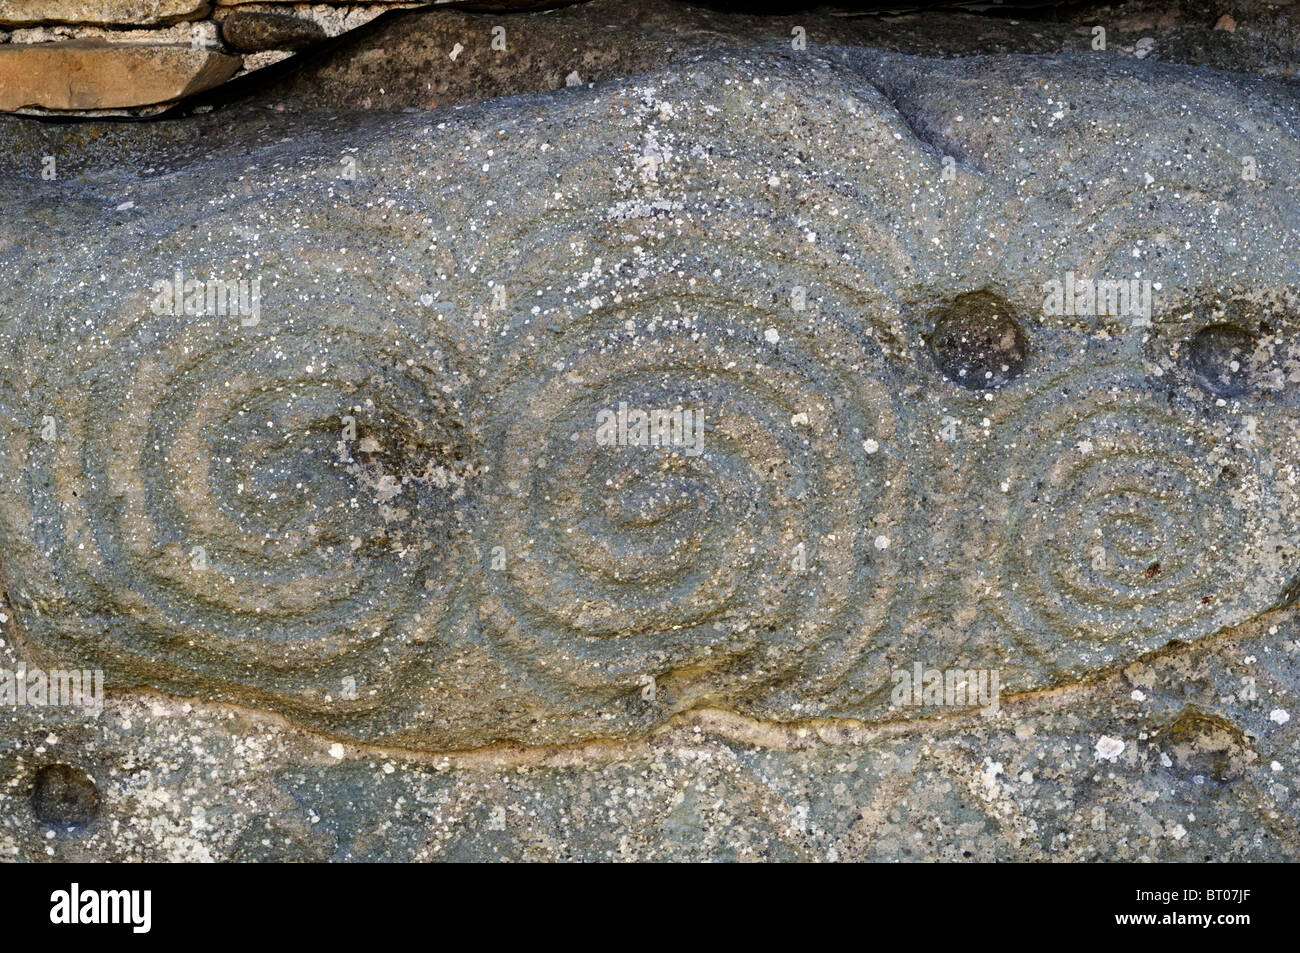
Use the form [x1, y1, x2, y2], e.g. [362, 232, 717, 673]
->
[0, 43, 1297, 860]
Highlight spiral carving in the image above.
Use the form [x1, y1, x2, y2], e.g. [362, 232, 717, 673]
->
[4, 70, 1292, 752]
[447, 91, 942, 715]
[470, 264, 913, 710]
[981, 360, 1280, 671]
[1, 286, 474, 729]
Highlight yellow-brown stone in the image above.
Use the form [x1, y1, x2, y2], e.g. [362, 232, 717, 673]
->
[0, 1, 208, 27]
[0, 41, 240, 110]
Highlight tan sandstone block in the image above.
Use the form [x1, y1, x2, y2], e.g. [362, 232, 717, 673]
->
[0, 1, 208, 27]
[0, 40, 240, 110]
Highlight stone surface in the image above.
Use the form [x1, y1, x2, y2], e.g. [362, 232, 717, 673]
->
[926, 292, 1029, 390]
[29, 763, 101, 827]
[1, 606, 1296, 860]
[0, 41, 241, 110]
[220, 10, 325, 52]
[3, 0, 1297, 117]
[0, 34, 1297, 860]
[249, 0, 1066, 111]
[0, 0, 208, 27]
[244, 0, 1300, 111]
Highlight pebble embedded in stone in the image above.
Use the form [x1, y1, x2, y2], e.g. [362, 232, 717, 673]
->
[31, 763, 101, 827]
[926, 292, 1029, 390]
[1163, 708, 1252, 783]
[1188, 323, 1256, 397]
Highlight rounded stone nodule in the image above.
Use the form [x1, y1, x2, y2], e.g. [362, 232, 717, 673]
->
[221, 11, 327, 54]
[926, 292, 1028, 390]
[31, 763, 101, 827]
[1188, 323, 1255, 397]
[1163, 707, 1252, 784]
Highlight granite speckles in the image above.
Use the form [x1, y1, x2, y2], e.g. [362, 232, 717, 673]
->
[0, 44, 1297, 859]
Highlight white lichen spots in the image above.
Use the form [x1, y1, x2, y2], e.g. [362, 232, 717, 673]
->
[1094, 736, 1125, 762]
[1269, 709, 1290, 725]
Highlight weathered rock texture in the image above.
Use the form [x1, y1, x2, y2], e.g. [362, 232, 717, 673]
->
[0, 40, 241, 110]
[0, 0, 209, 27]
[3, 1, 1300, 116]
[220, 9, 325, 52]
[2, 612, 1296, 860]
[0, 1, 430, 113]
[0, 43, 1297, 860]
[248, 0, 1300, 112]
